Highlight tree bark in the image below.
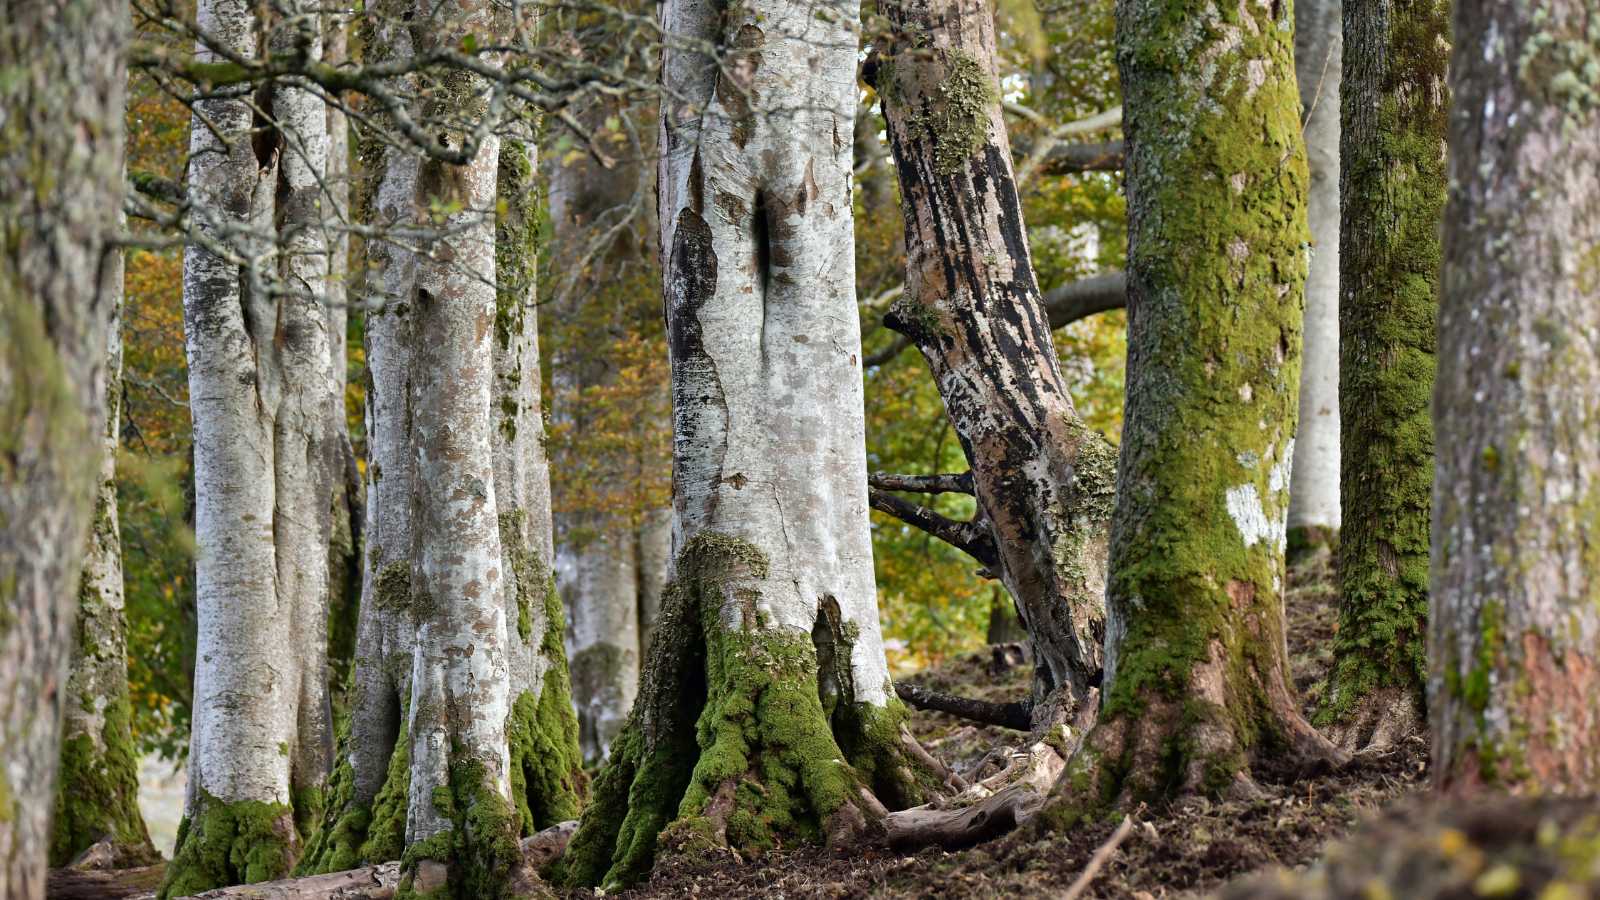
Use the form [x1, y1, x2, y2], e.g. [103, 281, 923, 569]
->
[874, 0, 1119, 734]
[0, 2, 127, 892]
[1041, 0, 1345, 822]
[52, 204, 160, 869]
[554, 0, 939, 888]
[1430, 0, 1600, 794]
[1317, 0, 1446, 751]
[162, 0, 336, 893]
[1287, 0, 1343, 535]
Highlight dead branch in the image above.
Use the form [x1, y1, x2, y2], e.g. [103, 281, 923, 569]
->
[1057, 817, 1135, 900]
[883, 785, 1042, 850]
[894, 681, 1032, 731]
[868, 488, 998, 567]
[869, 471, 973, 495]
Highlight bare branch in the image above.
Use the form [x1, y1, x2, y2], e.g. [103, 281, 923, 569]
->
[863, 333, 913, 367]
[869, 471, 973, 495]
[893, 682, 1033, 731]
[868, 488, 998, 567]
[1043, 270, 1126, 329]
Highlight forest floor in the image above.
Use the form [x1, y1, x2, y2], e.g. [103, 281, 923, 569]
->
[570, 547, 1435, 900]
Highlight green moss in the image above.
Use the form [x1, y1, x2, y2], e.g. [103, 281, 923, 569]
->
[881, 47, 999, 174]
[497, 512, 539, 644]
[156, 791, 297, 899]
[362, 724, 413, 865]
[508, 687, 587, 835]
[50, 695, 159, 866]
[395, 756, 525, 900]
[293, 750, 364, 876]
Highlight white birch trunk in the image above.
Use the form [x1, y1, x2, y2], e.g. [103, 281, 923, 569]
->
[1288, 0, 1342, 533]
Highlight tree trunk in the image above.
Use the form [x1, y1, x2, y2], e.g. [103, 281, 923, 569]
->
[554, 0, 939, 888]
[1317, 0, 1446, 751]
[1041, 0, 1345, 822]
[52, 206, 160, 869]
[0, 1, 127, 891]
[1430, 0, 1600, 794]
[161, 1, 336, 893]
[1287, 0, 1342, 538]
[873, 0, 1119, 736]
[559, 531, 641, 761]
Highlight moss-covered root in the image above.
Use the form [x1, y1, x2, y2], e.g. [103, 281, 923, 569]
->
[508, 575, 588, 836]
[156, 793, 299, 899]
[296, 719, 411, 875]
[554, 532, 940, 893]
[51, 695, 161, 867]
[396, 758, 545, 900]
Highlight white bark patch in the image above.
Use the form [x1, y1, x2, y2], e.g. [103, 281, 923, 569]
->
[1227, 440, 1293, 550]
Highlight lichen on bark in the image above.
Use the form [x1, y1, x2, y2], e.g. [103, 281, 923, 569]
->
[1315, 0, 1447, 751]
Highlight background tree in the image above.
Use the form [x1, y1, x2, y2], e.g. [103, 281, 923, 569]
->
[1430, 0, 1600, 794]
[1043, 0, 1344, 819]
[1315, 0, 1446, 751]
[160, 0, 337, 889]
[1287, 0, 1342, 542]
[52, 202, 162, 869]
[0, 0, 127, 893]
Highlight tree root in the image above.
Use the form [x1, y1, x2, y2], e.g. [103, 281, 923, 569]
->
[1317, 685, 1424, 754]
[893, 682, 1032, 731]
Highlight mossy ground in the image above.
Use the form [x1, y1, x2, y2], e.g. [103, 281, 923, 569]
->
[548, 550, 1443, 900]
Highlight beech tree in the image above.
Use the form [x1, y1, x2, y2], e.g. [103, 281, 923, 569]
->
[1316, 0, 1446, 750]
[157, 0, 339, 890]
[871, 0, 1117, 744]
[51, 209, 161, 869]
[0, 3, 128, 893]
[1430, 0, 1600, 793]
[1042, 0, 1345, 818]
[554, 0, 944, 887]
[1287, 0, 1341, 540]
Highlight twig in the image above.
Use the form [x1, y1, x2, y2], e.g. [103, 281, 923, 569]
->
[1057, 817, 1134, 900]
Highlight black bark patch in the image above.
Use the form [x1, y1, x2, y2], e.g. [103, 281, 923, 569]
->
[668, 208, 727, 529]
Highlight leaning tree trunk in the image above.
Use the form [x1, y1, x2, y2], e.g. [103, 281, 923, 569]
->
[554, 0, 943, 889]
[1041, 0, 1346, 824]
[1430, 0, 1600, 794]
[0, 1, 126, 892]
[1316, 0, 1446, 752]
[1286, 0, 1342, 541]
[51, 203, 160, 870]
[161, 1, 336, 894]
[874, 0, 1118, 738]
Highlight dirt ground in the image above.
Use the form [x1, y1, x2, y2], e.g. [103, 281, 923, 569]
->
[562, 547, 1437, 900]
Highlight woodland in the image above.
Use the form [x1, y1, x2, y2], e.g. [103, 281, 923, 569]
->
[0, 0, 1597, 896]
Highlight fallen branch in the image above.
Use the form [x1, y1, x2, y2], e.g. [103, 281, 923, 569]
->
[894, 681, 1032, 731]
[899, 722, 971, 792]
[1043, 270, 1125, 330]
[46, 864, 164, 900]
[869, 471, 974, 495]
[884, 785, 1044, 851]
[1057, 817, 1135, 900]
[869, 488, 999, 568]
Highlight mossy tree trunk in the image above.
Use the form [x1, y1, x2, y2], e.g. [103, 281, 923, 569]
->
[52, 204, 160, 870]
[0, 0, 127, 890]
[298, 5, 584, 890]
[161, 1, 337, 894]
[554, 0, 941, 887]
[1430, 0, 1600, 794]
[1286, 0, 1342, 539]
[1315, 0, 1446, 751]
[873, 0, 1119, 737]
[545, 97, 665, 764]
[1041, 0, 1345, 822]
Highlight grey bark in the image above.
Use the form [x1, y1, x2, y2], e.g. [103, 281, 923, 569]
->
[0, 0, 127, 894]
[1430, 0, 1600, 793]
[1288, 0, 1343, 532]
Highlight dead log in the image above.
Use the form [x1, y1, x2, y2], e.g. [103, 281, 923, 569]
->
[883, 785, 1045, 850]
[894, 682, 1032, 731]
[174, 862, 401, 900]
[47, 864, 164, 900]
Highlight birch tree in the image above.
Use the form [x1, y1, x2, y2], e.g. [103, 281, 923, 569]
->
[554, 0, 944, 886]
[159, 0, 337, 891]
[1316, 0, 1446, 751]
[1430, 0, 1600, 793]
[1286, 0, 1342, 541]
[1040, 0, 1346, 821]
[51, 215, 161, 869]
[0, 1, 127, 891]
[871, 0, 1118, 748]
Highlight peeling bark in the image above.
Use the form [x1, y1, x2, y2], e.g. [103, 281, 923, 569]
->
[0, 1, 127, 891]
[1430, 0, 1600, 794]
[875, 0, 1119, 733]
[1319, 0, 1446, 751]
[1040, 0, 1346, 823]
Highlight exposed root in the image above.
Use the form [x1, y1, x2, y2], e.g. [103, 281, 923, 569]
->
[882, 730, 1074, 851]
[1318, 685, 1424, 754]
